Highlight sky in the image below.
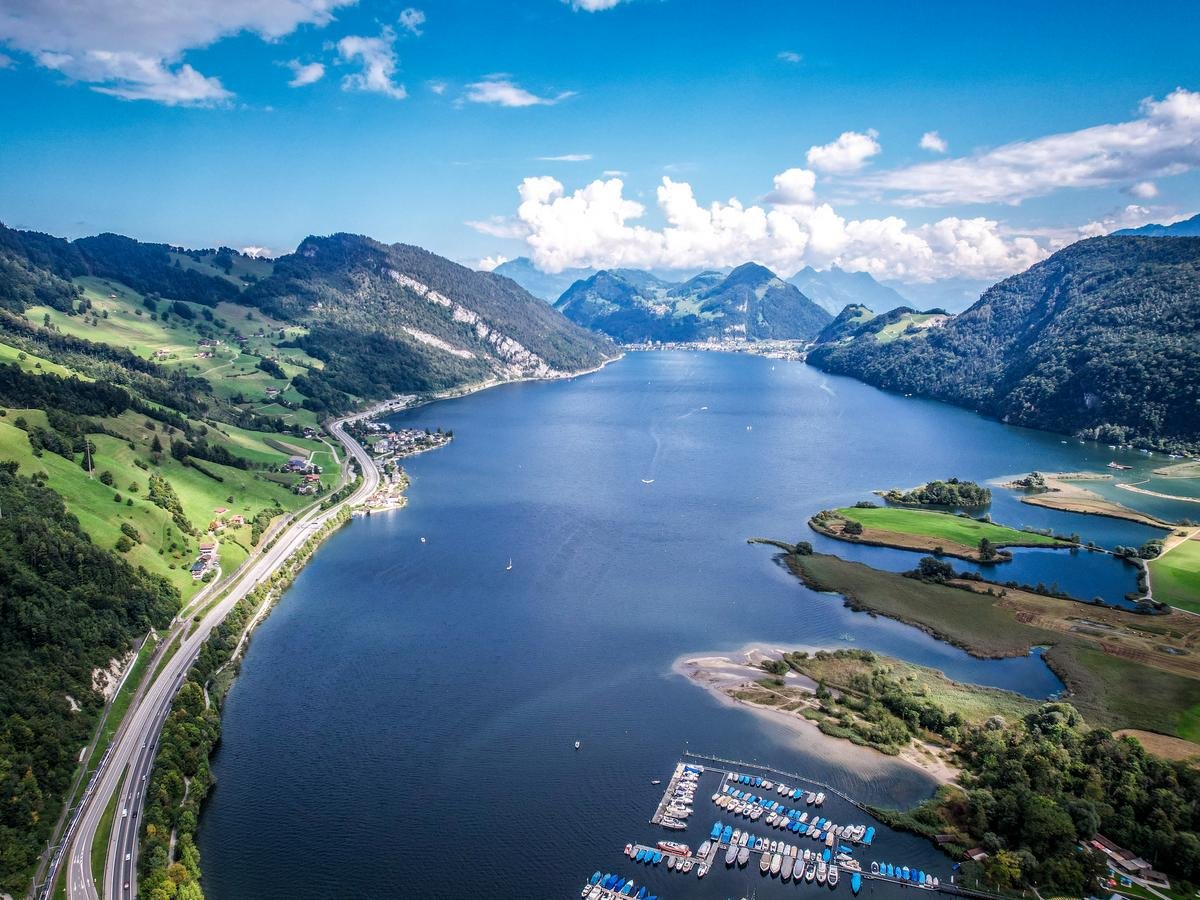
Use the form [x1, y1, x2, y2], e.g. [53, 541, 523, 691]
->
[1, 0, 1200, 289]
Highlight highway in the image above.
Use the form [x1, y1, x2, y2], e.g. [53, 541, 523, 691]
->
[59, 413, 379, 900]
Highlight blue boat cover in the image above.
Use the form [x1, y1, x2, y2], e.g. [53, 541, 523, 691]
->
[864, 827, 875, 844]
[851, 873, 862, 894]
[591, 872, 601, 884]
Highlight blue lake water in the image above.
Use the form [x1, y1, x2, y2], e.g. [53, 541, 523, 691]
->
[198, 351, 1190, 899]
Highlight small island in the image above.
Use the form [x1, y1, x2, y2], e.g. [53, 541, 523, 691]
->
[879, 477, 991, 507]
[809, 504, 1071, 562]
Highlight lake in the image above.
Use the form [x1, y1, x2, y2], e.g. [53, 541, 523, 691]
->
[198, 351, 1183, 899]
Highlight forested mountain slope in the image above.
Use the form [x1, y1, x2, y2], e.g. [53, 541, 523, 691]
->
[0, 222, 610, 891]
[807, 237, 1200, 452]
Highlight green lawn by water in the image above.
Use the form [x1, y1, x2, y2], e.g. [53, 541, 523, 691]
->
[1151, 540, 1200, 614]
[836, 505, 1064, 548]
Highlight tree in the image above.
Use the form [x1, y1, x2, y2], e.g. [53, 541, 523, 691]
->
[983, 849, 1023, 889]
[843, 519, 863, 536]
[978, 537, 996, 562]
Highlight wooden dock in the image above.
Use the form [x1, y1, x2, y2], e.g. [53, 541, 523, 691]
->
[684, 750, 872, 814]
[648, 761, 697, 827]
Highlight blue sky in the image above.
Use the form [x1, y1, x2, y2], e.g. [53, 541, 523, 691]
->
[1, 0, 1199, 285]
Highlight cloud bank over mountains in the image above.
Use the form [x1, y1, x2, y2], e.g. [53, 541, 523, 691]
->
[475, 88, 1200, 283]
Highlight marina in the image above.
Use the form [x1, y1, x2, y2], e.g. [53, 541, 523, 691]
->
[609, 757, 963, 898]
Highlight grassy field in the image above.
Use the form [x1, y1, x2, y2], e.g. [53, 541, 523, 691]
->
[1150, 539, 1200, 614]
[783, 651, 1040, 725]
[786, 550, 1200, 737]
[873, 312, 945, 343]
[834, 506, 1064, 549]
[0, 341, 83, 378]
[0, 404, 334, 599]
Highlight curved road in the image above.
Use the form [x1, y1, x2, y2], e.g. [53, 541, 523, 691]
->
[61, 415, 378, 900]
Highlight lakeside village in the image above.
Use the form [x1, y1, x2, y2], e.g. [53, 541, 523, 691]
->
[624, 337, 809, 361]
[350, 418, 454, 512]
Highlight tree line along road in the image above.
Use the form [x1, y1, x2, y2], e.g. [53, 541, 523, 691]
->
[56, 412, 379, 900]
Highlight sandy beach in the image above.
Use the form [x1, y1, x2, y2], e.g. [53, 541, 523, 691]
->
[997, 472, 1172, 528]
[674, 646, 961, 786]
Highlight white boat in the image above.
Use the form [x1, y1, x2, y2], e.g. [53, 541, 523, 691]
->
[698, 840, 711, 857]
[829, 865, 840, 888]
[771, 853, 783, 876]
[641, 478, 655, 484]
[506, 558, 513, 570]
[817, 861, 828, 884]
[697, 863, 708, 878]
[574, 740, 581, 750]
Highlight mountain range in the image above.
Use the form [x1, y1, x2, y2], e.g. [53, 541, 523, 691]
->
[807, 236, 1200, 452]
[1115, 212, 1200, 237]
[788, 265, 910, 314]
[494, 255, 912, 315]
[553, 262, 832, 343]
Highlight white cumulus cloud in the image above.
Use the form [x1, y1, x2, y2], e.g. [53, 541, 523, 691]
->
[495, 171, 1046, 283]
[286, 60, 325, 87]
[765, 168, 817, 205]
[865, 87, 1200, 206]
[563, 0, 627, 10]
[399, 8, 426, 35]
[240, 245, 274, 259]
[806, 130, 882, 174]
[464, 75, 574, 107]
[337, 29, 407, 100]
[919, 131, 948, 153]
[0, 0, 353, 104]
[1128, 180, 1159, 199]
[477, 254, 510, 271]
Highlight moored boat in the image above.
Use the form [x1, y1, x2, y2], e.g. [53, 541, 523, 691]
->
[829, 864, 840, 888]
[658, 840, 690, 856]
[772, 853, 783, 876]
[805, 863, 817, 882]
[782, 855, 795, 881]
[760, 851, 772, 873]
[697, 863, 709, 878]
[817, 861, 828, 884]
[725, 844, 738, 866]
[851, 872, 862, 894]
[870, 861, 879, 875]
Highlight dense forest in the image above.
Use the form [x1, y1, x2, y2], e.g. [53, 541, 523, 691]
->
[884, 702, 1200, 896]
[0, 462, 177, 890]
[808, 237, 1200, 453]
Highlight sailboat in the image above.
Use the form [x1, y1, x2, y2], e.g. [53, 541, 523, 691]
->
[574, 740, 581, 750]
[641, 478, 655, 484]
[505, 558, 513, 571]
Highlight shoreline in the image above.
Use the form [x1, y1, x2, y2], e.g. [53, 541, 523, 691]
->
[150, 355, 624, 894]
[994, 472, 1173, 529]
[673, 646, 960, 786]
[359, 351, 626, 422]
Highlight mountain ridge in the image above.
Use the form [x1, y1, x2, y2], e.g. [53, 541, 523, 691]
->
[554, 261, 831, 343]
[807, 236, 1200, 452]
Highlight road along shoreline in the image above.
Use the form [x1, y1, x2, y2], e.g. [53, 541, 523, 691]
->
[58, 356, 622, 900]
